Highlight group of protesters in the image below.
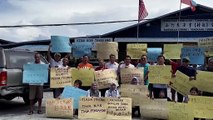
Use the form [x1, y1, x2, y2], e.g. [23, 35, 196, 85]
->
[28, 44, 213, 119]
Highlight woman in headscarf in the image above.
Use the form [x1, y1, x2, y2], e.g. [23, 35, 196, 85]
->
[131, 76, 140, 85]
[87, 83, 101, 97]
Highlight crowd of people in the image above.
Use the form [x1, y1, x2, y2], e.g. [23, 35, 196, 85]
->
[28, 44, 213, 119]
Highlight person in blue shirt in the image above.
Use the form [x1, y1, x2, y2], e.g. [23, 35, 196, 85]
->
[137, 55, 150, 85]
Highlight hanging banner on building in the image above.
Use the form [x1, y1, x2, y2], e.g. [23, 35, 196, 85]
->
[51, 36, 71, 53]
[74, 38, 113, 50]
[23, 64, 49, 84]
[198, 37, 213, 56]
[149, 65, 171, 84]
[71, 68, 95, 86]
[127, 44, 147, 59]
[78, 97, 107, 119]
[96, 42, 118, 59]
[161, 19, 213, 31]
[147, 48, 162, 62]
[188, 95, 213, 119]
[181, 47, 205, 64]
[120, 84, 149, 106]
[106, 98, 132, 120]
[50, 68, 72, 88]
[164, 44, 183, 59]
[120, 68, 144, 84]
[95, 69, 117, 89]
[72, 42, 93, 58]
[46, 98, 73, 119]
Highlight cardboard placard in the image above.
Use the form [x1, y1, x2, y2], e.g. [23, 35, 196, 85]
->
[149, 65, 171, 84]
[127, 44, 147, 59]
[120, 68, 144, 84]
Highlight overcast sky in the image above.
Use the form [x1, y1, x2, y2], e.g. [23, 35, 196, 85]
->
[0, 0, 212, 42]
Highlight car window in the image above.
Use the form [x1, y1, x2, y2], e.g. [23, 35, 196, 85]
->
[5, 51, 47, 69]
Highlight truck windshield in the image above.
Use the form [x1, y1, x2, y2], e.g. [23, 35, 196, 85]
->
[5, 51, 47, 69]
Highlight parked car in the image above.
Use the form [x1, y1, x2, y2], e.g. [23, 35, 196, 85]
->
[0, 48, 49, 104]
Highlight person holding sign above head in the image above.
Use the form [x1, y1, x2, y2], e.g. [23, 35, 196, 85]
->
[105, 80, 120, 98]
[77, 55, 93, 69]
[172, 57, 197, 102]
[47, 44, 63, 68]
[137, 54, 150, 86]
[105, 54, 119, 71]
[28, 53, 45, 115]
[86, 83, 101, 97]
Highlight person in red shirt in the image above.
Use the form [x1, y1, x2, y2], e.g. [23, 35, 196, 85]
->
[77, 55, 93, 69]
[95, 58, 107, 71]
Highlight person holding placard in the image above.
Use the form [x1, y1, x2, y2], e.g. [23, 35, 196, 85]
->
[77, 55, 93, 69]
[105, 80, 120, 98]
[105, 54, 119, 71]
[137, 55, 150, 85]
[172, 57, 197, 102]
[119, 55, 135, 69]
[47, 44, 63, 68]
[131, 77, 141, 117]
[87, 83, 101, 97]
[28, 53, 45, 115]
[95, 58, 107, 71]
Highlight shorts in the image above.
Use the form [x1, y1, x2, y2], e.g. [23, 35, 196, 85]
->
[29, 85, 43, 100]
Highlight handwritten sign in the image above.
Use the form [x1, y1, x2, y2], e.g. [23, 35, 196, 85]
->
[127, 44, 147, 59]
[106, 98, 132, 120]
[51, 36, 71, 53]
[147, 48, 162, 62]
[168, 102, 193, 120]
[198, 37, 213, 56]
[46, 98, 73, 119]
[61, 86, 87, 109]
[23, 64, 49, 84]
[96, 42, 118, 59]
[169, 71, 194, 96]
[188, 95, 213, 118]
[72, 42, 93, 58]
[71, 68, 95, 86]
[140, 99, 168, 119]
[50, 68, 72, 88]
[95, 69, 118, 89]
[120, 84, 148, 106]
[149, 65, 171, 84]
[164, 44, 183, 59]
[74, 38, 113, 50]
[181, 47, 205, 64]
[194, 71, 213, 93]
[78, 97, 107, 119]
[120, 68, 144, 84]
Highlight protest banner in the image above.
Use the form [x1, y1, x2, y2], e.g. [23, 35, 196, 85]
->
[74, 38, 113, 50]
[51, 36, 71, 53]
[127, 44, 147, 59]
[106, 98, 132, 120]
[120, 84, 149, 106]
[194, 71, 213, 93]
[95, 69, 117, 89]
[169, 71, 194, 96]
[149, 65, 171, 84]
[188, 95, 213, 119]
[164, 44, 183, 59]
[120, 68, 144, 84]
[140, 99, 168, 119]
[168, 102, 193, 120]
[78, 97, 107, 119]
[71, 68, 95, 86]
[147, 48, 162, 62]
[96, 42, 118, 59]
[50, 68, 72, 88]
[23, 64, 49, 84]
[198, 37, 213, 56]
[181, 47, 205, 64]
[61, 86, 87, 109]
[46, 98, 73, 119]
[72, 42, 93, 58]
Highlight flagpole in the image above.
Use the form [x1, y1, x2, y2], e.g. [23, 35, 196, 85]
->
[137, 0, 140, 42]
[177, 0, 182, 43]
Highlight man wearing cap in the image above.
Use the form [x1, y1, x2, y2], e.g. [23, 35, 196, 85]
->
[172, 57, 197, 102]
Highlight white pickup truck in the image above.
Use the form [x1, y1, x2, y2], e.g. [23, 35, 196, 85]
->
[0, 48, 48, 104]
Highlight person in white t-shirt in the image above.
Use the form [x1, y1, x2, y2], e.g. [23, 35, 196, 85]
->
[47, 44, 63, 68]
[105, 54, 119, 71]
[119, 55, 135, 69]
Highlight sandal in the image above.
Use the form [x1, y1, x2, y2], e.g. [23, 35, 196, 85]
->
[37, 110, 42, 114]
[28, 111, 33, 115]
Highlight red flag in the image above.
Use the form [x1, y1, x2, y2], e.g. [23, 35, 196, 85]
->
[181, 0, 197, 11]
[138, 0, 148, 22]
